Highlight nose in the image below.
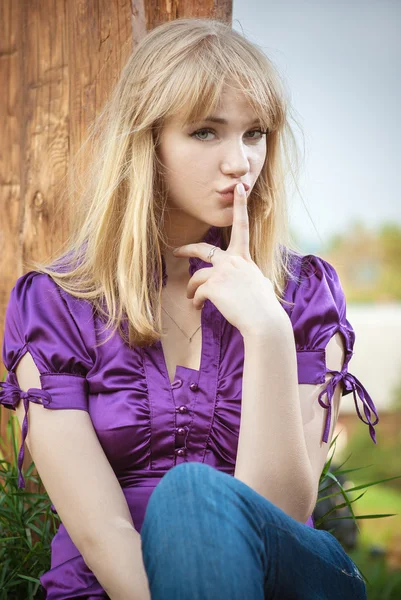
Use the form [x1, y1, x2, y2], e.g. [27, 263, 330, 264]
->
[221, 143, 250, 177]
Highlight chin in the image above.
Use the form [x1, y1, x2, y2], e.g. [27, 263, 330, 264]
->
[195, 207, 234, 232]
[216, 206, 235, 222]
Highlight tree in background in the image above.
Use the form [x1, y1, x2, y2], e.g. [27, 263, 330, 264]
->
[321, 221, 401, 303]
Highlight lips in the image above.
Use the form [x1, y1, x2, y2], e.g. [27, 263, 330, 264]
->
[219, 182, 250, 194]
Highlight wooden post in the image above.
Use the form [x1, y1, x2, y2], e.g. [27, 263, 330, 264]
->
[0, 0, 232, 485]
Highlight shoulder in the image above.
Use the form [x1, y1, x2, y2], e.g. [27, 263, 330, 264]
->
[6, 269, 95, 346]
[284, 251, 345, 306]
[10, 270, 78, 304]
[298, 253, 341, 281]
[3, 270, 94, 375]
[285, 252, 352, 352]
[285, 250, 341, 281]
[11, 269, 52, 292]
[10, 270, 93, 317]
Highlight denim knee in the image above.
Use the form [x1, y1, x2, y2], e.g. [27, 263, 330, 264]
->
[142, 462, 214, 527]
[155, 461, 214, 495]
[146, 462, 268, 527]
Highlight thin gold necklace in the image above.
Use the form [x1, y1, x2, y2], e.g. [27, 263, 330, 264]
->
[162, 306, 202, 342]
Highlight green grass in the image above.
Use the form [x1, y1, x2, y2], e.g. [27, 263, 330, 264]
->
[349, 482, 401, 548]
[343, 482, 401, 599]
[347, 547, 401, 600]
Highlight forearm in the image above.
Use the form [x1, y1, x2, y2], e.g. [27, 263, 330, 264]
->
[234, 321, 315, 523]
[83, 524, 151, 600]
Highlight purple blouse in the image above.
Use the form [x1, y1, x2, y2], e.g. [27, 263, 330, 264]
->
[0, 225, 379, 598]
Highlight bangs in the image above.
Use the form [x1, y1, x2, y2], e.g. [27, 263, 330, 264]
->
[158, 34, 286, 133]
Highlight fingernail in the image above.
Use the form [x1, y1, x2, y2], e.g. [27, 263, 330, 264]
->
[172, 247, 181, 254]
[237, 183, 245, 196]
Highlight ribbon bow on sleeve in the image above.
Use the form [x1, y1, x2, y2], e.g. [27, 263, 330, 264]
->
[0, 378, 52, 488]
[318, 369, 379, 444]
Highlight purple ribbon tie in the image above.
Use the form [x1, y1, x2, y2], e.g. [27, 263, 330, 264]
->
[318, 369, 379, 444]
[0, 379, 52, 488]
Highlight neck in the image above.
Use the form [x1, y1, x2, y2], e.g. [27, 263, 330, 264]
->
[162, 251, 191, 285]
[160, 222, 212, 283]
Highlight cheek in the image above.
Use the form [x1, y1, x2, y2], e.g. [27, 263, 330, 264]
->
[161, 142, 200, 179]
[157, 132, 189, 169]
[252, 146, 267, 172]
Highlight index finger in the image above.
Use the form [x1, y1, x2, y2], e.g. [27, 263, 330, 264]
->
[228, 183, 250, 257]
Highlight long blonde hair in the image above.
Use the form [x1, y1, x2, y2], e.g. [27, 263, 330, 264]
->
[28, 18, 304, 349]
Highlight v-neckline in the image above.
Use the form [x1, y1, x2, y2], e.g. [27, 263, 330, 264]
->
[158, 302, 205, 386]
[142, 292, 223, 392]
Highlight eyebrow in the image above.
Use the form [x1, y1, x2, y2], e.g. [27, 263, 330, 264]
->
[189, 116, 261, 126]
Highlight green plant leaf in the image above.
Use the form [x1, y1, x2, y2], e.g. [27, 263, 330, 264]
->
[317, 474, 401, 503]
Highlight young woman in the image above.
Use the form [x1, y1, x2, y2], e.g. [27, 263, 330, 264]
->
[0, 17, 378, 599]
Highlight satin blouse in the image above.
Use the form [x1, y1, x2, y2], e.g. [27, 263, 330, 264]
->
[0, 225, 379, 598]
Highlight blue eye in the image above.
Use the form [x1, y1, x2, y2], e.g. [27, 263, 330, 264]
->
[190, 128, 268, 142]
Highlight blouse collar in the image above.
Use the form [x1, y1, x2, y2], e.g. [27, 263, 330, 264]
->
[161, 226, 224, 287]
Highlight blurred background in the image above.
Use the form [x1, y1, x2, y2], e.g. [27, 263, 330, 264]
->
[0, 0, 399, 597]
[233, 0, 401, 595]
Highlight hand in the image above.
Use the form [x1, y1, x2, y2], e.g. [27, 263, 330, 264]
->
[172, 183, 289, 337]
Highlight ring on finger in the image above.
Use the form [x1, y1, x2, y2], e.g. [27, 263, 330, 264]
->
[207, 246, 218, 263]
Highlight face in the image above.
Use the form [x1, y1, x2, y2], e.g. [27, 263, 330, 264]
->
[157, 86, 267, 247]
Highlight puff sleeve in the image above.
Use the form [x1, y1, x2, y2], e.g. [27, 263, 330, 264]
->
[289, 254, 379, 445]
[0, 271, 94, 488]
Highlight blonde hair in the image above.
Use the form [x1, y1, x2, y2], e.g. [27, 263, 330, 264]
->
[28, 17, 305, 349]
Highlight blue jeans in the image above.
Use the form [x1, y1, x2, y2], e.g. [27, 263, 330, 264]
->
[141, 462, 367, 599]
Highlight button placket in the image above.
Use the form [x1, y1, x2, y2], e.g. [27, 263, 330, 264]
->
[171, 373, 200, 460]
[141, 287, 222, 467]
[174, 401, 189, 457]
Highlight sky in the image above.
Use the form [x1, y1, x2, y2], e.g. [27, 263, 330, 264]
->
[233, 0, 401, 253]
